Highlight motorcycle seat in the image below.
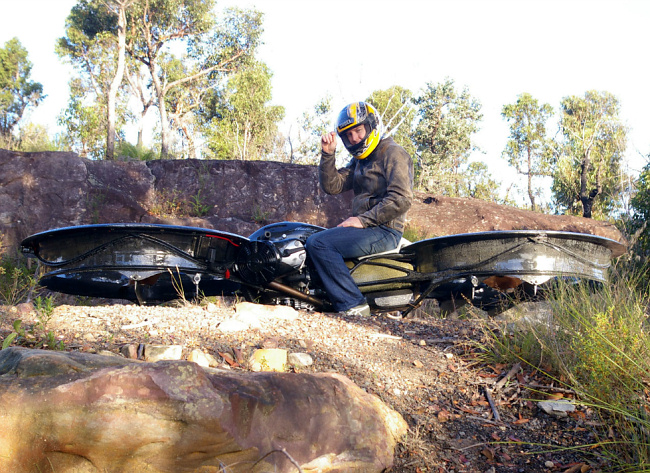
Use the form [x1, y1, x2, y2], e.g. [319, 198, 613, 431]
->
[357, 237, 412, 260]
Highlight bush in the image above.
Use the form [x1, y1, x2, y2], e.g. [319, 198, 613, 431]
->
[0, 253, 36, 306]
[483, 260, 650, 471]
[115, 141, 157, 161]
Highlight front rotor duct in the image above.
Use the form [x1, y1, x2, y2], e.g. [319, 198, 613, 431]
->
[234, 240, 282, 285]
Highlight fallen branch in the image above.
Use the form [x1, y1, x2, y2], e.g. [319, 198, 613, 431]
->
[494, 362, 521, 391]
[484, 387, 501, 422]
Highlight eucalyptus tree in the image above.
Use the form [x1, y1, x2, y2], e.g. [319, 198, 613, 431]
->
[501, 93, 554, 211]
[124, 61, 153, 149]
[552, 91, 627, 218]
[412, 78, 482, 194]
[200, 60, 284, 160]
[366, 85, 416, 159]
[57, 0, 131, 159]
[0, 38, 45, 143]
[59, 1, 263, 159]
[630, 159, 650, 252]
[127, 2, 263, 158]
[461, 161, 501, 202]
[57, 78, 121, 159]
[290, 95, 333, 165]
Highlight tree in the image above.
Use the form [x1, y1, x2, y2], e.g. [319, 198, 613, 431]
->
[105, 0, 135, 160]
[57, 78, 111, 158]
[0, 38, 45, 142]
[366, 86, 416, 159]
[412, 78, 482, 194]
[57, 0, 130, 159]
[124, 62, 154, 149]
[552, 91, 627, 218]
[461, 161, 501, 202]
[289, 95, 333, 165]
[127, 2, 262, 158]
[201, 61, 284, 160]
[501, 93, 554, 211]
[630, 158, 650, 253]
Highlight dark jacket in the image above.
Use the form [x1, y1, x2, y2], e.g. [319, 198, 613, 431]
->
[319, 136, 414, 233]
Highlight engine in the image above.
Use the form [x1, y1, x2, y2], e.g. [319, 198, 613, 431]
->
[233, 222, 325, 286]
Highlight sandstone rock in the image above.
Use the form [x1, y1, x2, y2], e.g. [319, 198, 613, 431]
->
[288, 352, 314, 368]
[249, 348, 288, 372]
[538, 400, 576, 418]
[188, 349, 219, 368]
[144, 344, 183, 362]
[119, 344, 139, 359]
[0, 347, 406, 472]
[0, 150, 625, 253]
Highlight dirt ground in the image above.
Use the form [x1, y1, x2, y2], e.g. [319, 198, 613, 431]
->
[1, 297, 606, 473]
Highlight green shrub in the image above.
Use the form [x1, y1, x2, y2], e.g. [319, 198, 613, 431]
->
[482, 261, 650, 471]
[116, 141, 157, 161]
[0, 254, 36, 305]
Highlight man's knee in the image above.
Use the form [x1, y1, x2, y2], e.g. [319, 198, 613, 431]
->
[305, 233, 326, 253]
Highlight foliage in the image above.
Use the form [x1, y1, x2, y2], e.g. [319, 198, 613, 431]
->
[0, 37, 45, 141]
[502, 93, 555, 211]
[57, 1, 265, 160]
[402, 225, 432, 242]
[189, 190, 211, 217]
[149, 188, 212, 218]
[629, 157, 650, 254]
[366, 85, 417, 159]
[2, 295, 64, 351]
[16, 123, 60, 152]
[201, 60, 284, 160]
[412, 78, 483, 194]
[57, 2, 132, 160]
[552, 91, 628, 218]
[57, 78, 112, 159]
[459, 161, 501, 202]
[127, 2, 264, 158]
[0, 123, 60, 152]
[289, 95, 333, 165]
[0, 253, 36, 306]
[251, 205, 270, 224]
[115, 140, 156, 160]
[483, 261, 650, 471]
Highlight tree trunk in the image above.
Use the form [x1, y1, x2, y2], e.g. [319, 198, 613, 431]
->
[580, 151, 594, 218]
[149, 64, 171, 159]
[106, 2, 129, 160]
[527, 145, 536, 211]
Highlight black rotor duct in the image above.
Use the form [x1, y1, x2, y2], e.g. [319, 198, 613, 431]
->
[234, 240, 282, 285]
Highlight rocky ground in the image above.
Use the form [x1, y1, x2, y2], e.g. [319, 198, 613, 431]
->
[1, 297, 607, 473]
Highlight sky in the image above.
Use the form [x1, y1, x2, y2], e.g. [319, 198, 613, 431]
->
[1, 0, 649, 203]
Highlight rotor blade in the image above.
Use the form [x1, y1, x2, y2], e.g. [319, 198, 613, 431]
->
[401, 230, 626, 285]
[21, 224, 248, 303]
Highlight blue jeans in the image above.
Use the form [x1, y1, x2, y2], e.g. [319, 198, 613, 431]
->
[305, 225, 402, 311]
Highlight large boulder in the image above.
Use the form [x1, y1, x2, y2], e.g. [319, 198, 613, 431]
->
[0, 149, 625, 251]
[408, 193, 624, 243]
[0, 347, 407, 473]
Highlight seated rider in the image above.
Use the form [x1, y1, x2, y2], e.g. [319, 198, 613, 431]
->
[305, 101, 414, 316]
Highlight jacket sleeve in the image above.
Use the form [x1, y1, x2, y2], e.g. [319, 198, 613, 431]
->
[357, 145, 413, 228]
[318, 150, 354, 195]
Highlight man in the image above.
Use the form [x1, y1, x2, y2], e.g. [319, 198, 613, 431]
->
[306, 102, 414, 316]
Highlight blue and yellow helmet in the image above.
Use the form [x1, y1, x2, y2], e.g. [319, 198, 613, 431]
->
[336, 102, 383, 159]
